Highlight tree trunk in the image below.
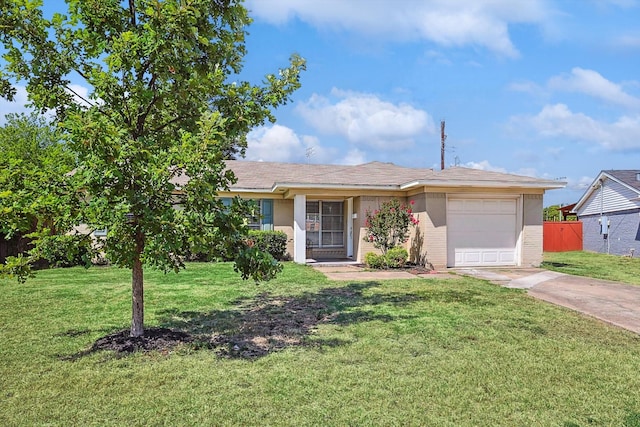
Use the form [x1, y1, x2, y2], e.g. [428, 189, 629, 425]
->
[130, 229, 144, 337]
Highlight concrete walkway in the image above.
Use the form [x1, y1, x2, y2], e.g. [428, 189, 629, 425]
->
[310, 264, 640, 335]
[455, 268, 640, 335]
[311, 264, 452, 281]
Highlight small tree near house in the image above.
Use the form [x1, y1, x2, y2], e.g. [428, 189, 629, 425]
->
[0, 0, 305, 337]
[363, 199, 418, 267]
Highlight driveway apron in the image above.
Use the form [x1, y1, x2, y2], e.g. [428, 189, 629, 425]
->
[457, 268, 640, 335]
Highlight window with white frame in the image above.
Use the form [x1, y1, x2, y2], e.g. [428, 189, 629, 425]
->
[306, 201, 343, 248]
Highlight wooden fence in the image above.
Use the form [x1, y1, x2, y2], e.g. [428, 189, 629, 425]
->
[543, 221, 583, 252]
[0, 233, 32, 264]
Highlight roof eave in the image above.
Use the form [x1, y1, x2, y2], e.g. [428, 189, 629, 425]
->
[226, 187, 273, 193]
[574, 171, 609, 212]
[270, 182, 401, 192]
[400, 180, 566, 190]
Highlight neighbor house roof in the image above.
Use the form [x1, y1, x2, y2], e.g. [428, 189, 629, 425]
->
[216, 160, 564, 194]
[574, 169, 640, 211]
[605, 170, 640, 192]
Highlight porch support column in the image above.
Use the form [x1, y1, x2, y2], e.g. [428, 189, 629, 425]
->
[293, 194, 306, 263]
[347, 197, 354, 258]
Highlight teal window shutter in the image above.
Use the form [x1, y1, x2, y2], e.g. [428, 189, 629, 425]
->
[262, 199, 273, 231]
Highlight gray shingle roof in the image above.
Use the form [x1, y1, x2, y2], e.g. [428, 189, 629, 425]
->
[224, 160, 562, 191]
[605, 170, 640, 192]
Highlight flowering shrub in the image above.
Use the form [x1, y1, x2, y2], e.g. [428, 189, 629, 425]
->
[363, 199, 418, 255]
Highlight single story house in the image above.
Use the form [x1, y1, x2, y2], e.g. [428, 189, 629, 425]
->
[207, 160, 564, 268]
[573, 170, 640, 256]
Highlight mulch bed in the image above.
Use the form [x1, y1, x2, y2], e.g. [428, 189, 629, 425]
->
[353, 263, 434, 275]
[90, 328, 194, 354]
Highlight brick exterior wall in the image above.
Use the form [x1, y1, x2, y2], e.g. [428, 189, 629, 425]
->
[522, 194, 543, 266]
[421, 192, 447, 268]
[356, 196, 397, 261]
[581, 208, 640, 256]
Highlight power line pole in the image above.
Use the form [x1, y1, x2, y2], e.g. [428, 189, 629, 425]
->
[440, 120, 447, 170]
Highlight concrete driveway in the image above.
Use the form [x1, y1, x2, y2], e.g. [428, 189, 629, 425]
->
[456, 268, 640, 335]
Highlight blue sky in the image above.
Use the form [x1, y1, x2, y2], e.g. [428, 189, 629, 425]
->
[2, 0, 640, 207]
[237, 0, 640, 207]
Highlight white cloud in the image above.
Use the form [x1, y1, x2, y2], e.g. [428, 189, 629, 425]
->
[339, 148, 368, 165]
[509, 103, 640, 151]
[569, 175, 596, 192]
[65, 84, 94, 107]
[0, 86, 31, 124]
[463, 160, 544, 179]
[462, 160, 507, 173]
[245, 124, 342, 164]
[612, 33, 640, 49]
[548, 67, 640, 109]
[245, 124, 306, 162]
[296, 88, 434, 150]
[245, 0, 552, 57]
[508, 80, 545, 95]
[0, 83, 97, 125]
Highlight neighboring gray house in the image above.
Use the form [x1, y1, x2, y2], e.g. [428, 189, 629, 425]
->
[574, 170, 640, 256]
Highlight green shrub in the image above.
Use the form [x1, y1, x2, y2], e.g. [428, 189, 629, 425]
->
[385, 246, 408, 268]
[31, 234, 94, 268]
[248, 230, 289, 261]
[188, 230, 288, 262]
[365, 247, 408, 269]
[234, 245, 283, 283]
[365, 252, 386, 269]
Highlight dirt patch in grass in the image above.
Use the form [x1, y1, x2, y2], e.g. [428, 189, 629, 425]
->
[73, 283, 416, 359]
[90, 328, 194, 354]
[82, 294, 336, 358]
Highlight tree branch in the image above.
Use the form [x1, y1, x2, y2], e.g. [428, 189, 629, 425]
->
[129, 0, 137, 27]
[152, 114, 194, 134]
[64, 84, 95, 108]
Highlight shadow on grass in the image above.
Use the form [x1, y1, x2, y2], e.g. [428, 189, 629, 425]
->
[542, 261, 573, 268]
[157, 281, 421, 359]
[562, 410, 640, 427]
[63, 281, 423, 360]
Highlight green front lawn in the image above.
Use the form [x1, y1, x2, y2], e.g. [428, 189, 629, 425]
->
[1, 262, 640, 426]
[543, 251, 640, 285]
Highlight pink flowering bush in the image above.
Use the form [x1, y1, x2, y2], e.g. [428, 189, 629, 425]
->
[363, 199, 418, 255]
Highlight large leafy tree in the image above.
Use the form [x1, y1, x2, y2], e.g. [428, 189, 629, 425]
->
[0, 112, 76, 239]
[0, 0, 305, 336]
[0, 112, 84, 279]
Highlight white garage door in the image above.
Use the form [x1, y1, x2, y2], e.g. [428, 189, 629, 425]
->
[448, 198, 517, 267]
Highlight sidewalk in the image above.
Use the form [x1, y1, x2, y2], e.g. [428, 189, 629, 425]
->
[310, 264, 452, 281]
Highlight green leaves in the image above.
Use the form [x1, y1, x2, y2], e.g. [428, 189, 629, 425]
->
[363, 199, 418, 255]
[0, 254, 33, 284]
[0, 0, 305, 334]
[0, 113, 77, 239]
